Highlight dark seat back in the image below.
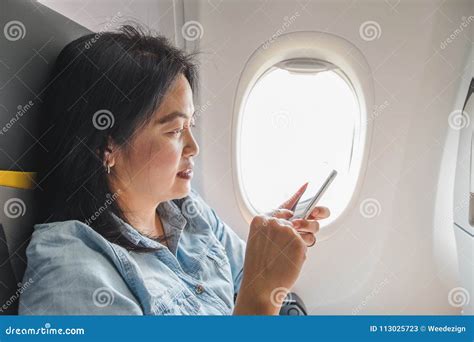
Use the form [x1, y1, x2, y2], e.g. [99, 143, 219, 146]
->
[0, 0, 89, 314]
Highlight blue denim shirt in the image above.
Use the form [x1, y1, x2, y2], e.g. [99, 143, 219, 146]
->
[19, 189, 246, 315]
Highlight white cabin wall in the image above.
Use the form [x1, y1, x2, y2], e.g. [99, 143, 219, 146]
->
[186, 0, 473, 314]
[37, 0, 180, 45]
[433, 11, 473, 313]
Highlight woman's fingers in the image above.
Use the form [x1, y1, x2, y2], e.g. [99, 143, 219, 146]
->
[292, 219, 319, 246]
[271, 187, 329, 248]
[278, 182, 308, 210]
[266, 208, 294, 220]
[301, 233, 316, 246]
[295, 230, 316, 246]
[307, 206, 330, 220]
[292, 219, 319, 234]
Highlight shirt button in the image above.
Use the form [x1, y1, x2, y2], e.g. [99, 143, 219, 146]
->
[195, 284, 205, 294]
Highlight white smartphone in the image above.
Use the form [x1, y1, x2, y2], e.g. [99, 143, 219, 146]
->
[292, 170, 337, 220]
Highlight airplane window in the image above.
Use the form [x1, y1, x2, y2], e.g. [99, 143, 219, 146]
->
[238, 59, 360, 226]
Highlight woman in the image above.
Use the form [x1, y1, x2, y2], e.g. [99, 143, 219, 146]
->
[19, 25, 329, 315]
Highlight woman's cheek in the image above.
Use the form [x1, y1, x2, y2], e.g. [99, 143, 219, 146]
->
[150, 140, 181, 174]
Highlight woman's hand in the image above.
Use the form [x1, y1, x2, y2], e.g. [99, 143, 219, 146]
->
[277, 182, 331, 247]
[290, 206, 331, 246]
[233, 183, 330, 315]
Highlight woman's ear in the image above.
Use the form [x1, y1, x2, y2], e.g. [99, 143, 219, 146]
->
[102, 136, 117, 168]
[103, 148, 115, 168]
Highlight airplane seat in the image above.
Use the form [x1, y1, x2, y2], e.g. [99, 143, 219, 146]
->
[0, 0, 88, 314]
[0, 185, 35, 315]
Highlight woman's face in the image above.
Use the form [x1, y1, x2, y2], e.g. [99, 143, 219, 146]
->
[109, 74, 199, 205]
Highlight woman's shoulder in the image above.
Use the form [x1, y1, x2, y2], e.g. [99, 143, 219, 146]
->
[20, 220, 142, 315]
[34, 218, 96, 233]
[24, 220, 127, 292]
[32, 219, 105, 243]
[27, 219, 117, 262]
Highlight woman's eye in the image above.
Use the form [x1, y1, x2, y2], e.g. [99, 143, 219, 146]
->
[168, 118, 196, 137]
[170, 128, 184, 137]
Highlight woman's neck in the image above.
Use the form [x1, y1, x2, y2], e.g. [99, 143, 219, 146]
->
[115, 191, 165, 239]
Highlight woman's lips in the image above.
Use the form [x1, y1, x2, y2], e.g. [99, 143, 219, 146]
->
[177, 169, 193, 179]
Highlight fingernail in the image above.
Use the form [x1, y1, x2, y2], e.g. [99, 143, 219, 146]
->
[293, 221, 301, 228]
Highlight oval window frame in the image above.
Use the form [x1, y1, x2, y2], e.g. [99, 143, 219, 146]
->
[231, 31, 375, 240]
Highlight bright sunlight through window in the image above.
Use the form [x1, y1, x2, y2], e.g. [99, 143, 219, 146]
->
[238, 60, 360, 226]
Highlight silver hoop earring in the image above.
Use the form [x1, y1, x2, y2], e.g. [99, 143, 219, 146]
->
[106, 164, 110, 174]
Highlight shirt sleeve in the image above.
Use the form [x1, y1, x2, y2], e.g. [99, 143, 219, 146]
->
[190, 189, 247, 296]
[19, 223, 143, 315]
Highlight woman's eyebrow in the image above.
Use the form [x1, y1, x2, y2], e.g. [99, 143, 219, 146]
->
[156, 111, 193, 125]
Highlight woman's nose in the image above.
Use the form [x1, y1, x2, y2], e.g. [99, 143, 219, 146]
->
[184, 130, 199, 157]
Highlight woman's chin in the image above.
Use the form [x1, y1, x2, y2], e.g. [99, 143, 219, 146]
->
[174, 178, 191, 196]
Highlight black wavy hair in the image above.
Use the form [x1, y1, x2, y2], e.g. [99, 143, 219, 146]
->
[35, 24, 198, 253]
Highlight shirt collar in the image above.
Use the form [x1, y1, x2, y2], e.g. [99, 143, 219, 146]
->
[156, 200, 187, 229]
[110, 200, 187, 249]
